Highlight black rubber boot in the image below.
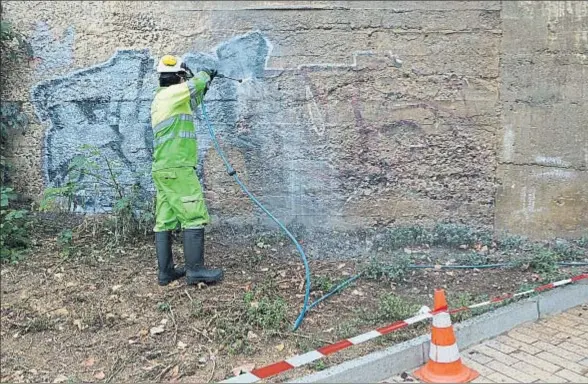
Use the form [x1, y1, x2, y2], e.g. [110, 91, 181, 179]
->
[156, 231, 185, 286]
[183, 228, 223, 284]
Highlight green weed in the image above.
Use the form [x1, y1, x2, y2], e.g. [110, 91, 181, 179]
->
[247, 250, 267, 268]
[517, 283, 536, 293]
[334, 318, 367, 340]
[379, 225, 431, 249]
[22, 316, 54, 334]
[293, 337, 324, 353]
[189, 299, 207, 318]
[447, 292, 489, 323]
[243, 290, 287, 330]
[375, 294, 420, 322]
[1, 19, 33, 220]
[376, 223, 495, 251]
[363, 254, 410, 282]
[312, 275, 335, 292]
[211, 279, 289, 356]
[254, 235, 276, 249]
[497, 234, 528, 251]
[215, 316, 255, 355]
[56, 228, 77, 258]
[529, 247, 559, 275]
[552, 240, 584, 260]
[431, 223, 492, 248]
[463, 251, 489, 266]
[39, 144, 155, 246]
[575, 236, 588, 248]
[0, 187, 30, 263]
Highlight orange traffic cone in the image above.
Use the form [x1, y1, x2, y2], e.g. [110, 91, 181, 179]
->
[413, 289, 479, 383]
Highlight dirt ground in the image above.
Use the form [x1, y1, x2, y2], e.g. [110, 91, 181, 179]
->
[1, 217, 586, 383]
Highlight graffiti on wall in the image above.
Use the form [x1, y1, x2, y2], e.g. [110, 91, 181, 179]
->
[32, 48, 155, 210]
[31, 32, 271, 212]
[31, 28, 435, 226]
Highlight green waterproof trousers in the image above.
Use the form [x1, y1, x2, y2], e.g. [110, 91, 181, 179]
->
[152, 167, 210, 232]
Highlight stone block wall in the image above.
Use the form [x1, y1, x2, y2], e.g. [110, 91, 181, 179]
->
[2, 1, 586, 248]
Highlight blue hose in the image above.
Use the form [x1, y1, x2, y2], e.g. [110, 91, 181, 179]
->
[200, 101, 312, 330]
[407, 261, 588, 269]
[408, 263, 509, 269]
[307, 274, 362, 311]
[318, 261, 588, 304]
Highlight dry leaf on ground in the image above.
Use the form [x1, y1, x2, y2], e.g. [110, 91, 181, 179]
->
[82, 357, 95, 367]
[93, 371, 105, 380]
[169, 365, 179, 378]
[52, 375, 68, 383]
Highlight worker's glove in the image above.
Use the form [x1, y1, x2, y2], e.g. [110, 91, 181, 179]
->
[206, 69, 218, 81]
[203, 70, 217, 95]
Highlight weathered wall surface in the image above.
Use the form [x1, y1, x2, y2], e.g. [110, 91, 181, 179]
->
[496, 1, 588, 239]
[2, 1, 586, 248]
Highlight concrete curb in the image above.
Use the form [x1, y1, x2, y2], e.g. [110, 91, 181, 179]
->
[290, 280, 588, 383]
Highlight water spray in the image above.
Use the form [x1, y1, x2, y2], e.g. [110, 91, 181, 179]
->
[199, 70, 588, 330]
[199, 56, 404, 330]
[200, 100, 312, 330]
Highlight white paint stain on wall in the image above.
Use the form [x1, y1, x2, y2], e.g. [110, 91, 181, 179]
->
[519, 186, 528, 219]
[502, 125, 515, 162]
[576, 31, 588, 53]
[534, 155, 571, 167]
[542, 1, 588, 22]
[532, 169, 576, 180]
[264, 47, 401, 71]
[520, 185, 537, 221]
[305, 85, 326, 137]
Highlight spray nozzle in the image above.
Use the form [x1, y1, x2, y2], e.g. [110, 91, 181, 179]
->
[216, 73, 243, 83]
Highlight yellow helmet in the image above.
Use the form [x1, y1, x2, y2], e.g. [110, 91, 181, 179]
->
[157, 55, 184, 73]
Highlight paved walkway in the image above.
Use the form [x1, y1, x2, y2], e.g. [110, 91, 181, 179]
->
[385, 305, 588, 383]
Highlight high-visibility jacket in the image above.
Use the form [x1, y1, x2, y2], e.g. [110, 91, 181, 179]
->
[150, 71, 211, 172]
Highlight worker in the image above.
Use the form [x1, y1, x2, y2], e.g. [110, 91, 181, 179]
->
[151, 54, 223, 286]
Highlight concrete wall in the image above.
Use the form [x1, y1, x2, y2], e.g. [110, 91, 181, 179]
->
[496, 1, 588, 239]
[2, 1, 586, 246]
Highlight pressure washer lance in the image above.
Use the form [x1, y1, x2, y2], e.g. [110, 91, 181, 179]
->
[216, 73, 244, 83]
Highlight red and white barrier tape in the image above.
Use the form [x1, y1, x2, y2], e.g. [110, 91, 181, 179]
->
[221, 273, 588, 383]
[449, 273, 587, 314]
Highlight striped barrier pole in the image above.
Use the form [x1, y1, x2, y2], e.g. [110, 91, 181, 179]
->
[221, 273, 588, 383]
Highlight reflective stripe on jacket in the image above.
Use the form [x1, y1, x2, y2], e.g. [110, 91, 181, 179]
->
[151, 71, 210, 172]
